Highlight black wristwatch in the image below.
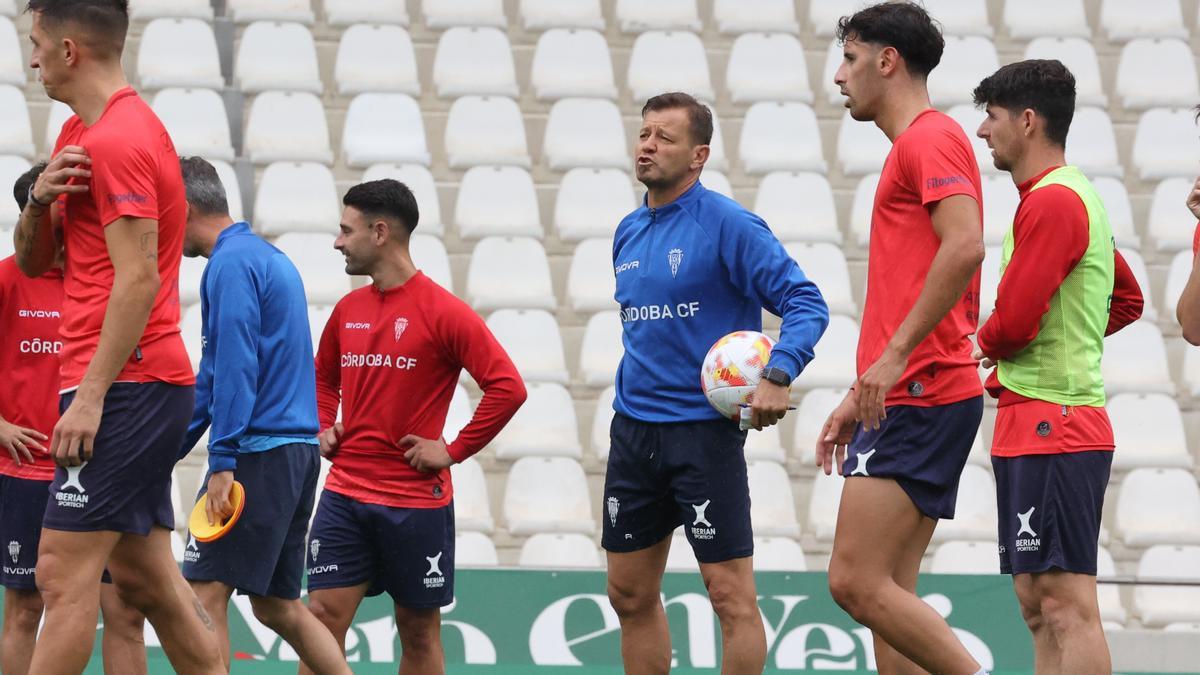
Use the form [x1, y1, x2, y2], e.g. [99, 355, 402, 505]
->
[761, 367, 792, 387]
[26, 184, 50, 209]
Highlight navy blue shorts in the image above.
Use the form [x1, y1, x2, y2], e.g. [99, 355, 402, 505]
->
[0, 475, 50, 591]
[601, 413, 752, 564]
[305, 490, 455, 608]
[993, 451, 1112, 576]
[44, 383, 192, 535]
[842, 396, 983, 520]
[183, 442, 319, 599]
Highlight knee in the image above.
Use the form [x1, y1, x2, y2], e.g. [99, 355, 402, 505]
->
[251, 599, 297, 632]
[703, 575, 759, 626]
[606, 578, 660, 620]
[111, 580, 157, 616]
[1038, 593, 1091, 637]
[1014, 589, 1045, 633]
[6, 593, 45, 632]
[307, 596, 351, 633]
[34, 554, 87, 606]
[395, 613, 440, 654]
[827, 566, 878, 622]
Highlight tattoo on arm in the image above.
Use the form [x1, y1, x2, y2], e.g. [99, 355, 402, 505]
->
[139, 232, 158, 261]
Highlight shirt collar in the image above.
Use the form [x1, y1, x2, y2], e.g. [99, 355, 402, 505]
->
[641, 179, 705, 217]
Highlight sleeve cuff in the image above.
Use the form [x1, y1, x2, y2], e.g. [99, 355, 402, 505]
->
[765, 352, 802, 382]
[446, 440, 474, 465]
[207, 451, 238, 473]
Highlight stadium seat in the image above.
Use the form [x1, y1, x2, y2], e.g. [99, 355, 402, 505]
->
[530, 29, 617, 101]
[726, 33, 812, 104]
[410, 235, 453, 292]
[42, 101, 71, 156]
[931, 465, 997, 543]
[836, 110, 891, 176]
[518, 534, 602, 568]
[444, 96, 530, 169]
[1116, 469, 1200, 547]
[981, 175, 1019, 246]
[945, 104, 999, 177]
[340, 93, 429, 168]
[748, 460, 800, 538]
[1165, 249, 1192, 320]
[234, 22, 321, 94]
[930, 541, 998, 574]
[272, 234, 351, 304]
[753, 537, 807, 571]
[1003, 0, 1089, 39]
[821, 39, 844, 106]
[491, 383, 582, 460]
[615, 0, 700, 33]
[980, 244, 1001, 322]
[794, 315, 856, 389]
[1102, 320, 1172, 395]
[928, 36, 999, 107]
[1109, 393, 1192, 470]
[324, 0, 408, 26]
[1100, 0, 1187, 41]
[626, 31, 713, 102]
[1117, 39, 1198, 110]
[554, 168, 637, 241]
[422, 0, 506, 28]
[178, 254, 206, 306]
[433, 27, 518, 99]
[170, 531, 186, 563]
[456, 167, 542, 239]
[0, 228, 11, 261]
[307, 305, 333, 354]
[244, 91, 332, 164]
[744, 424, 786, 463]
[1164, 622, 1200, 632]
[739, 102, 826, 175]
[0, 86, 33, 158]
[1066, 107, 1122, 178]
[334, 24, 419, 96]
[361, 164, 443, 237]
[466, 237, 555, 311]
[486, 310, 567, 384]
[1133, 108, 1200, 181]
[755, 172, 841, 245]
[713, 0, 798, 34]
[226, 0, 313, 24]
[791, 388, 846, 461]
[808, 0, 859, 38]
[180, 304, 203, 369]
[665, 533, 699, 571]
[1023, 38, 1107, 107]
[701, 170, 733, 199]
[1149, 178, 1196, 253]
[208, 165, 242, 222]
[1134, 546, 1200, 626]
[705, 108, 729, 173]
[137, 19, 223, 90]
[0, 17, 19, 86]
[130, 0, 213, 21]
[519, 0, 605, 31]
[503, 457, 593, 535]
[922, 0, 991, 36]
[567, 238, 618, 313]
[784, 243, 856, 317]
[579, 311, 623, 387]
[849, 173, 880, 247]
[451, 458, 494, 533]
[1117, 249, 1155, 321]
[0, 155, 30, 229]
[1186, 341, 1200, 398]
[543, 98, 628, 171]
[591, 385, 617, 461]
[444, 384, 473, 442]
[1096, 547, 1126, 624]
[456, 532, 499, 567]
[252, 162, 340, 236]
[150, 88, 234, 162]
[806, 470, 846, 541]
[966, 431, 988, 467]
[1093, 177, 1139, 249]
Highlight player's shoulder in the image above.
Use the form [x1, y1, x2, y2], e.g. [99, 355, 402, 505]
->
[691, 184, 764, 233]
[1025, 180, 1086, 215]
[899, 109, 971, 149]
[0, 255, 17, 285]
[414, 272, 476, 317]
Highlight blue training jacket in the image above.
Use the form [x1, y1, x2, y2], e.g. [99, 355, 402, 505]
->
[613, 181, 830, 423]
[181, 222, 320, 472]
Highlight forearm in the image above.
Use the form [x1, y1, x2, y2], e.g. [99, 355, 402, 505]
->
[13, 205, 56, 277]
[888, 236, 983, 357]
[76, 272, 159, 402]
[1178, 260, 1200, 345]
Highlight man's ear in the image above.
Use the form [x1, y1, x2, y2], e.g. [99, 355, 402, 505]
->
[690, 144, 710, 171]
[877, 45, 899, 77]
[62, 36, 80, 67]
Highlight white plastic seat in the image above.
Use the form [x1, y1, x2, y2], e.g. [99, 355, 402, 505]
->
[0, 85, 33, 158]
[1101, 0, 1187, 41]
[748, 460, 800, 538]
[568, 238, 617, 313]
[726, 33, 812, 104]
[226, 0, 313, 24]
[234, 22, 321, 94]
[491, 383, 582, 460]
[626, 31, 713, 102]
[849, 173, 880, 247]
[1109, 393, 1192, 471]
[518, 534, 601, 568]
[739, 102, 826, 175]
[665, 533, 699, 571]
[980, 244, 1001, 322]
[1101, 320, 1172, 395]
[151, 88, 234, 162]
[0, 155, 29, 229]
[1096, 547, 1126, 624]
[334, 24, 419, 96]
[170, 531, 186, 563]
[520, 0, 604, 31]
[808, 0, 859, 38]
[456, 167, 541, 240]
[456, 531, 498, 567]
[1117, 39, 1198, 110]
[272, 233, 351, 304]
[253, 162, 339, 236]
[922, 0, 991, 36]
[744, 424, 786, 463]
[433, 27, 517, 99]
[307, 305, 333, 354]
[806, 470, 846, 541]
[1117, 469, 1200, 546]
[543, 98, 628, 171]
[930, 540, 999, 574]
[704, 107, 729, 173]
[1133, 108, 1200, 181]
[753, 537, 807, 571]
[1066, 108, 1122, 178]
[0, 17, 19, 87]
[714, 0, 797, 34]
[931, 465, 997, 542]
[616, 0, 700, 33]
[1166, 249, 1193, 328]
[1134, 546, 1200, 626]
[1003, 0, 1089, 39]
[701, 170, 733, 199]
[324, 0, 408, 26]
[410, 235, 453, 292]
[1149, 179, 1196, 253]
[0, 227, 12, 260]
[178, 254, 206, 307]
[754, 172, 841, 245]
[444, 384, 473, 443]
[579, 311, 623, 387]
[554, 168, 636, 241]
[1024, 38, 1107, 107]
[467, 237, 554, 311]
[361, 164, 443, 237]
[821, 39, 844, 106]
[928, 36, 999, 107]
[1164, 622, 1200, 632]
[794, 315, 857, 389]
[946, 104, 999, 177]
[423, 0, 506, 28]
[1093, 177, 1139, 249]
[504, 457, 594, 535]
[791, 389, 846, 461]
[487, 310, 567, 384]
[981, 175, 1019, 246]
[42, 101, 71, 156]
[837, 111, 891, 176]
[1117, 248, 1155, 321]
[130, 0, 213, 20]
[243, 91, 332, 164]
[784, 242, 856, 316]
[137, 19, 223, 90]
[342, 93, 429, 169]
[444, 96, 530, 169]
[591, 386, 617, 461]
[531, 29, 616, 100]
[180, 304, 204, 369]
[451, 458, 494, 533]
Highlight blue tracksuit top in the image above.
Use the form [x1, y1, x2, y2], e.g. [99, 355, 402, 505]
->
[613, 181, 830, 423]
[181, 222, 320, 472]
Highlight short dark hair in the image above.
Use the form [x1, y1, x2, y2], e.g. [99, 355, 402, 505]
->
[641, 92, 714, 146]
[835, 2, 944, 78]
[13, 161, 46, 211]
[179, 156, 230, 217]
[343, 179, 419, 235]
[972, 59, 1076, 148]
[26, 0, 129, 55]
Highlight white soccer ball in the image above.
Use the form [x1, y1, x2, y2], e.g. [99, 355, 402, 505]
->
[700, 330, 777, 420]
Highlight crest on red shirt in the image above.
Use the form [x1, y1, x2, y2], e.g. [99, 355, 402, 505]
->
[394, 317, 408, 342]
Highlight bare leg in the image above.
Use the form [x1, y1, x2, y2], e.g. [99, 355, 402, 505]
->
[872, 515, 937, 675]
[606, 535, 672, 675]
[698, 556, 767, 675]
[250, 596, 351, 675]
[100, 582, 148, 675]
[395, 605, 444, 675]
[189, 581, 232, 670]
[299, 583, 369, 675]
[2, 588, 44, 675]
[1015, 570, 1110, 674]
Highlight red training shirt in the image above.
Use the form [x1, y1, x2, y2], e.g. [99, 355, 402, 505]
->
[53, 87, 193, 390]
[0, 256, 62, 481]
[315, 272, 526, 508]
[1192, 221, 1199, 256]
[858, 109, 984, 407]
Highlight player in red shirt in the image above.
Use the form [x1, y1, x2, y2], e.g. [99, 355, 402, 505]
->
[1177, 108, 1200, 343]
[304, 179, 526, 675]
[816, 4, 988, 674]
[13, 2, 221, 672]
